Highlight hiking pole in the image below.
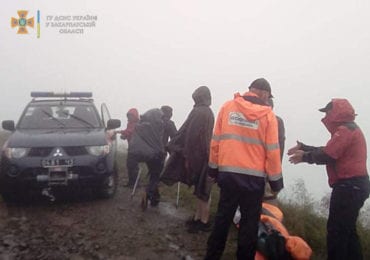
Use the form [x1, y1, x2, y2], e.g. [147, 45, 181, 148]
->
[131, 167, 142, 199]
[208, 193, 212, 208]
[175, 182, 180, 208]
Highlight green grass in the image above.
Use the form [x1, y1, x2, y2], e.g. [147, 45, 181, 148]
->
[280, 179, 370, 260]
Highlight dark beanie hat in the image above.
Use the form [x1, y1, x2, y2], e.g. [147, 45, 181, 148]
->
[249, 78, 273, 98]
[161, 105, 173, 117]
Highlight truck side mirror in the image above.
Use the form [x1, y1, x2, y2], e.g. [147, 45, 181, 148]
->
[107, 119, 121, 130]
[2, 120, 15, 131]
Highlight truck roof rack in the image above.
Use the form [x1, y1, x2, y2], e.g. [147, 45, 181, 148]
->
[31, 92, 93, 98]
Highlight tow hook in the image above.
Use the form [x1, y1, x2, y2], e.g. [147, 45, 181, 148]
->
[41, 187, 55, 202]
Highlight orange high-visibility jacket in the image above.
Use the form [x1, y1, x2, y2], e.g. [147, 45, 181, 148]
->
[209, 92, 282, 188]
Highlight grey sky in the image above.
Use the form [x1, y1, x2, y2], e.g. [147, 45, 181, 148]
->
[1, 1, 370, 200]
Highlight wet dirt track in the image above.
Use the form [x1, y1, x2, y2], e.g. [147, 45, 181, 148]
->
[0, 180, 211, 260]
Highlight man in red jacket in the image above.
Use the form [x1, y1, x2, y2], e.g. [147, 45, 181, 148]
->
[288, 98, 370, 260]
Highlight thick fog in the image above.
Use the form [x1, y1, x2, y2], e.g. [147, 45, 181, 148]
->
[1, 1, 370, 201]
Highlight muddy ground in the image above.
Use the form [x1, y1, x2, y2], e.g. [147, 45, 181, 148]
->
[0, 175, 218, 260]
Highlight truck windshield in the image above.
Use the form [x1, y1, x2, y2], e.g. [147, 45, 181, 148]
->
[18, 104, 101, 129]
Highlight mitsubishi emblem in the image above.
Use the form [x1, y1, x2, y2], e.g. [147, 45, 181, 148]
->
[53, 148, 63, 157]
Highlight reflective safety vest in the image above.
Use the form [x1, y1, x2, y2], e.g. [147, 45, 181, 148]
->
[209, 92, 282, 185]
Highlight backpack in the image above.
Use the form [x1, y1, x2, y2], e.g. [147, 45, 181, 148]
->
[257, 221, 292, 260]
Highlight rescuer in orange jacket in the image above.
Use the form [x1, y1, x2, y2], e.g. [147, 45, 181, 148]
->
[205, 78, 284, 260]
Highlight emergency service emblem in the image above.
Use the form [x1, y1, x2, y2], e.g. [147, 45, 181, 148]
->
[11, 10, 34, 34]
[229, 112, 259, 129]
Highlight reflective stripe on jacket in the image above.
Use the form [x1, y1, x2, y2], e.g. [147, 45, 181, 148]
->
[209, 92, 282, 191]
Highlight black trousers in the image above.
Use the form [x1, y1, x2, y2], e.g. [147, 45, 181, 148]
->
[127, 153, 163, 199]
[126, 152, 139, 186]
[145, 156, 164, 200]
[205, 177, 264, 260]
[327, 183, 369, 260]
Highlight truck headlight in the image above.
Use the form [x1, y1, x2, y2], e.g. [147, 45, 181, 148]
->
[4, 147, 30, 159]
[86, 145, 110, 156]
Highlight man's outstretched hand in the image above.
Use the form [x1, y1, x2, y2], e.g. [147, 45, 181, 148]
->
[288, 141, 304, 164]
[288, 150, 304, 164]
[287, 141, 302, 155]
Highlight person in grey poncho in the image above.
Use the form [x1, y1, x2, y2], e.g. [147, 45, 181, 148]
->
[128, 108, 165, 207]
[161, 86, 214, 232]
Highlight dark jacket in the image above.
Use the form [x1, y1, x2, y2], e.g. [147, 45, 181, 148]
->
[162, 119, 177, 148]
[161, 86, 214, 201]
[128, 108, 165, 161]
[301, 99, 369, 189]
[276, 116, 285, 161]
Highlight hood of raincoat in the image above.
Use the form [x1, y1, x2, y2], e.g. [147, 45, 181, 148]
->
[192, 86, 211, 107]
[127, 108, 139, 123]
[140, 108, 163, 125]
[233, 91, 272, 121]
[321, 98, 356, 134]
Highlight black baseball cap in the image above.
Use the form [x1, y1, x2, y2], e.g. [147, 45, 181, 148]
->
[248, 78, 273, 98]
[318, 101, 333, 112]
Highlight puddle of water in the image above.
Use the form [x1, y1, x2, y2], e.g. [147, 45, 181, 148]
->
[158, 201, 189, 220]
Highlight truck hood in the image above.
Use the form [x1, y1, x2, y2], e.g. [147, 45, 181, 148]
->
[6, 129, 108, 147]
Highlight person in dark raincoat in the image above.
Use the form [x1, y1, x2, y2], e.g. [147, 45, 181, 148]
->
[128, 108, 165, 206]
[161, 86, 214, 232]
[288, 98, 370, 259]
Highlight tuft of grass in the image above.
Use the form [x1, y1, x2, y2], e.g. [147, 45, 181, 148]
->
[279, 202, 327, 259]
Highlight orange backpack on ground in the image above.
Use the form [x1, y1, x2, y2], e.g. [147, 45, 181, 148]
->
[234, 202, 312, 260]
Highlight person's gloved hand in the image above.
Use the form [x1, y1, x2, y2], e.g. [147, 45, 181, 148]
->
[287, 141, 302, 155]
[288, 150, 305, 164]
